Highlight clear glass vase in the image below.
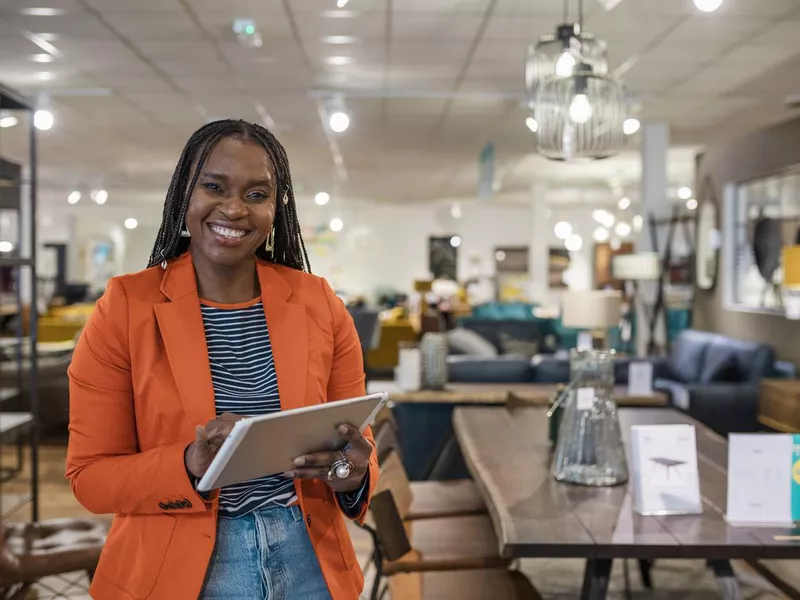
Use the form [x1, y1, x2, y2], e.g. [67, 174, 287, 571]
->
[551, 348, 629, 486]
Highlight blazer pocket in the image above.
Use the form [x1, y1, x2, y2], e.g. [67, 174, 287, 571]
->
[323, 490, 356, 570]
[95, 514, 177, 599]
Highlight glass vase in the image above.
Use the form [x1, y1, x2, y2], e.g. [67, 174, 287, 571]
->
[551, 348, 629, 486]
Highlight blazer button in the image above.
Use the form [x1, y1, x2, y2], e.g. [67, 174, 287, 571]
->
[159, 502, 169, 510]
[181, 499, 192, 509]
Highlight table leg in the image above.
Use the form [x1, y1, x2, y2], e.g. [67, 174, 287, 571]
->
[709, 560, 742, 600]
[581, 559, 612, 600]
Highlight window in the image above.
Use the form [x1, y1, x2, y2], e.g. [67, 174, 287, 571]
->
[731, 168, 800, 310]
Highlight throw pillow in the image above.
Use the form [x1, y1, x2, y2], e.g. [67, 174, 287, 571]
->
[446, 328, 498, 357]
[498, 332, 539, 359]
[700, 351, 741, 384]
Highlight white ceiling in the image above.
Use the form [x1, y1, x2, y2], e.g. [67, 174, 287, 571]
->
[0, 0, 799, 211]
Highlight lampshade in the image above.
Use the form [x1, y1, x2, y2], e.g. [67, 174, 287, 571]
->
[612, 252, 662, 281]
[561, 290, 622, 329]
[534, 63, 626, 161]
[525, 23, 608, 105]
[783, 246, 800, 289]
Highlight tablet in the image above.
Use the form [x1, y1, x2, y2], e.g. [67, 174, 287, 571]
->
[196, 392, 389, 492]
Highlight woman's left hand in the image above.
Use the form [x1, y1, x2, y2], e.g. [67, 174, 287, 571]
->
[285, 423, 372, 493]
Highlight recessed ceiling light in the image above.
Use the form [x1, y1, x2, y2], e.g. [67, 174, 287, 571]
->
[322, 10, 356, 18]
[33, 109, 53, 130]
[686, 198, 698, 210]
[67, 191, 80, 204]
[329, 111, 350, 132]
[337, 0, 350, 6]
[693, 0, 724, 12]
[678, 186, 692, 200]
[450, 235, 461, 248]
[124, 218, 138, 229]
[322, 36, 357, 44]
[623, 117, 640, 135]
[0, 241, 13, 253]
[329, 217, 344, 232]
[314, 192, 330, 206]
[0, 116, 18, 128]
[37, 72, 54, 81]
[19, 8, 65, 16]
[31, 53, 54, 63]
[325, 56, 351, 66]
[525, 117, 538, 133]
[618, 197, 631, 210]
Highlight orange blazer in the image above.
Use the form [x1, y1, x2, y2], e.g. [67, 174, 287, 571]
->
[66, 252, 378, 600]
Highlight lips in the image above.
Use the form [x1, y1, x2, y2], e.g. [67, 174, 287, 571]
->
[206, 222, 252, 246]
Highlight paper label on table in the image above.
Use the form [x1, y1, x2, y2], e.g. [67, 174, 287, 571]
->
[627, 362, 653, 397]
[576, 387, 595, 411]
[630, 425, 702, 516]
[793, 435, 800, 522]
[726, 434, 793, 526]
[577, 332, 593, 351]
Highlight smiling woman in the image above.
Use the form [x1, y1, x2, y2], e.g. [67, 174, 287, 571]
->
[66, 120, 378, 600]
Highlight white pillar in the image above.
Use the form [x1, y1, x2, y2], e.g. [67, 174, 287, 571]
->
[529, 182, 549, 304]
[637, 122, 670, 355]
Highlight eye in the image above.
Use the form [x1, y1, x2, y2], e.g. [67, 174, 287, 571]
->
[247, 190, 269, 201]
[202, 182, 222, 193]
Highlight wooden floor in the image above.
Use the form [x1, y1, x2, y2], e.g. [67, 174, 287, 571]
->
[1, 443, 788, 600]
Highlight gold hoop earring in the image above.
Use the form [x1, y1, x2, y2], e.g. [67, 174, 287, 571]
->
[265, 228, 275, 255]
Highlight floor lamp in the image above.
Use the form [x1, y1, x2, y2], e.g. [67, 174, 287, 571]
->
[611, 252, 663, 355]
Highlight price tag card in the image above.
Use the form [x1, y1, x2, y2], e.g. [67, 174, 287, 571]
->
[576, 387, 595, 411]
[627, 362, 654, 397]
[726, 434, 798, 526]
[577, 331, 594, 351]
[630, 425, 702, 516]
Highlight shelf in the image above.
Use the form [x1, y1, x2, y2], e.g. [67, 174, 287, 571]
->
[0, 387, 19, 403]
[0, 257, 34, 268]
[0, 412, 33, 435]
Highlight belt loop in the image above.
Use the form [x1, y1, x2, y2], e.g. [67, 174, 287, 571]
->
[290, 504, 303, 522]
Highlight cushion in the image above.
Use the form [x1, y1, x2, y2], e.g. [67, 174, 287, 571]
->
[699, 351, 742, 383]
[447, 355, 532, 383]
[446, 328, 497, 357]
[498, 332, 539, 358]
[667, 331, 710, 383]
[655, 379, 690, 411]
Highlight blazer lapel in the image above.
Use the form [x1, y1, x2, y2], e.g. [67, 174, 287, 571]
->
[154, 254, 216, 427]
[257, 262, 308, 412]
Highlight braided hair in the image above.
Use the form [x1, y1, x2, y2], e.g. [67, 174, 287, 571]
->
[148, 119, 311, 273]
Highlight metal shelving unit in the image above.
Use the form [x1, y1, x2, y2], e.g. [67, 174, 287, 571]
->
[0, 82, 40, 523]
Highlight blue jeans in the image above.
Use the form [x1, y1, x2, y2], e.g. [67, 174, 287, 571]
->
[202, 504, 332, 600]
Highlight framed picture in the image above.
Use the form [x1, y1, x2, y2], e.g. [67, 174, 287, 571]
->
[429, 236, 457, 280]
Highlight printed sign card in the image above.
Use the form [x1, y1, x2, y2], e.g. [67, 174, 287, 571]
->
[627, 362, 654, 397]
[630, 425, 703, 516]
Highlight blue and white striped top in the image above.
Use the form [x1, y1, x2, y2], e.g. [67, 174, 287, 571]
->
[201, 299, 297, 517]
[201, 298, 368, 519]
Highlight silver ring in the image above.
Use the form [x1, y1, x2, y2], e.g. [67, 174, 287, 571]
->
[327, 452, 353, 481]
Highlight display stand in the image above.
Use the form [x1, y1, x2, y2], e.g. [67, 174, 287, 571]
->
[0, 82, 40, 523]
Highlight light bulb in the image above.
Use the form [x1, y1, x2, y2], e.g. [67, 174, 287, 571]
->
[337, 0, 349, 6]
[618, 197, 631, 210]
[554, 221, 572, 240]
[0, 241, 12, 253]
[686, 198, 698, 210]
[329, 111, 350, 132]
[314, 192, 330, 206]
[555, 51, 576, 77]
[678, 186, 692, 200]
[92, 189, 108, 205]
[623, 118, 640, 135]
[569, 94, 592, 123]
[330, 217, 344, 232]
[450, 235, 461, 248]
[693, 0, 724, 12]
[124, 218, 138, 230]
[33, 109, 53, 130]
[525, 117, 538, 133]
[67, 190, 81, 204]
[615, 222, 632, 237]
[565, 234, 583, 252]
[594, 227, 609, 242]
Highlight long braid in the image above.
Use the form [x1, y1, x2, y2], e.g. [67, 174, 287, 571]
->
[148, 120, 311, 273]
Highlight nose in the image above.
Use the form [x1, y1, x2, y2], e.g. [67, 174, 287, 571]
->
[217, 196, 248, 220]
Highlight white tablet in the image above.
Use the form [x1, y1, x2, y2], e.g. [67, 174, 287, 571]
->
[196, 392, 389, 492]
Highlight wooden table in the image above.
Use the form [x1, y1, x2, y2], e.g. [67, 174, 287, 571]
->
[454, 406, 800, 600]
[759, 379, 800, 433]
[368, 381, 668, 407]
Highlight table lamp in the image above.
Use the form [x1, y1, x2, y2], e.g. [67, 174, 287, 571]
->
[783, 246, 800, 319]
[561, 290, 622, 350]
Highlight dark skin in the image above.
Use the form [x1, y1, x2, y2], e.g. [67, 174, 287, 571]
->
[182, 136, 371, 493]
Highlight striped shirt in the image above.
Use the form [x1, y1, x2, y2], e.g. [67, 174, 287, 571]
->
[201, 298, 368, 519]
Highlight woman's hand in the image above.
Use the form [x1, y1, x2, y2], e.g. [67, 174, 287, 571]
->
[184, 413, 245, 479]
[285, 423, 372, 493]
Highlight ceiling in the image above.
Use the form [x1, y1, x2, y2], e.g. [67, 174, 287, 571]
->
[0, 0, 799, 211]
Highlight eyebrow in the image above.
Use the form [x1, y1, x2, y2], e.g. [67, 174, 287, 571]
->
[200, 172, 274, 188]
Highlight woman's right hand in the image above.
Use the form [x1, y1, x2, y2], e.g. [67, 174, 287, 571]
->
[184, 413, 245, 479]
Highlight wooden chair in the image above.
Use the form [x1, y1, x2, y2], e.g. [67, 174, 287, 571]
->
[0, 518, 107, 599]
[373, 419, 486, 520]
[363, 450, 542, 600]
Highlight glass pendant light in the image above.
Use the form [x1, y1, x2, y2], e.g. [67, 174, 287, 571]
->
[524, 0, 608, 106]
[534, 61, 626, 161]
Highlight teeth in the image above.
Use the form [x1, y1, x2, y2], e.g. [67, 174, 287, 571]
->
[210, 225, 246, 239]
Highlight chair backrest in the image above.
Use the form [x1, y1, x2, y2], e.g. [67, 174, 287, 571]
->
[347, 307, 381, 353]
[370, 450, 413, 561]
[373, 416, 402, 465]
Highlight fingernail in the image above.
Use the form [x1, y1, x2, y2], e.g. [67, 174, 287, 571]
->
[294, 457, 305, 467]
[338, 425, 348, 435]
[284, 471, 294, 478]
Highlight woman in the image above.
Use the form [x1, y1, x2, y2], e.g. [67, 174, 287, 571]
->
[66, 120, 378, 600]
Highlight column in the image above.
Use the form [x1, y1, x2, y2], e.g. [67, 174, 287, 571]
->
[529, 182, 549, 304]
[637, 122, 670, 355]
